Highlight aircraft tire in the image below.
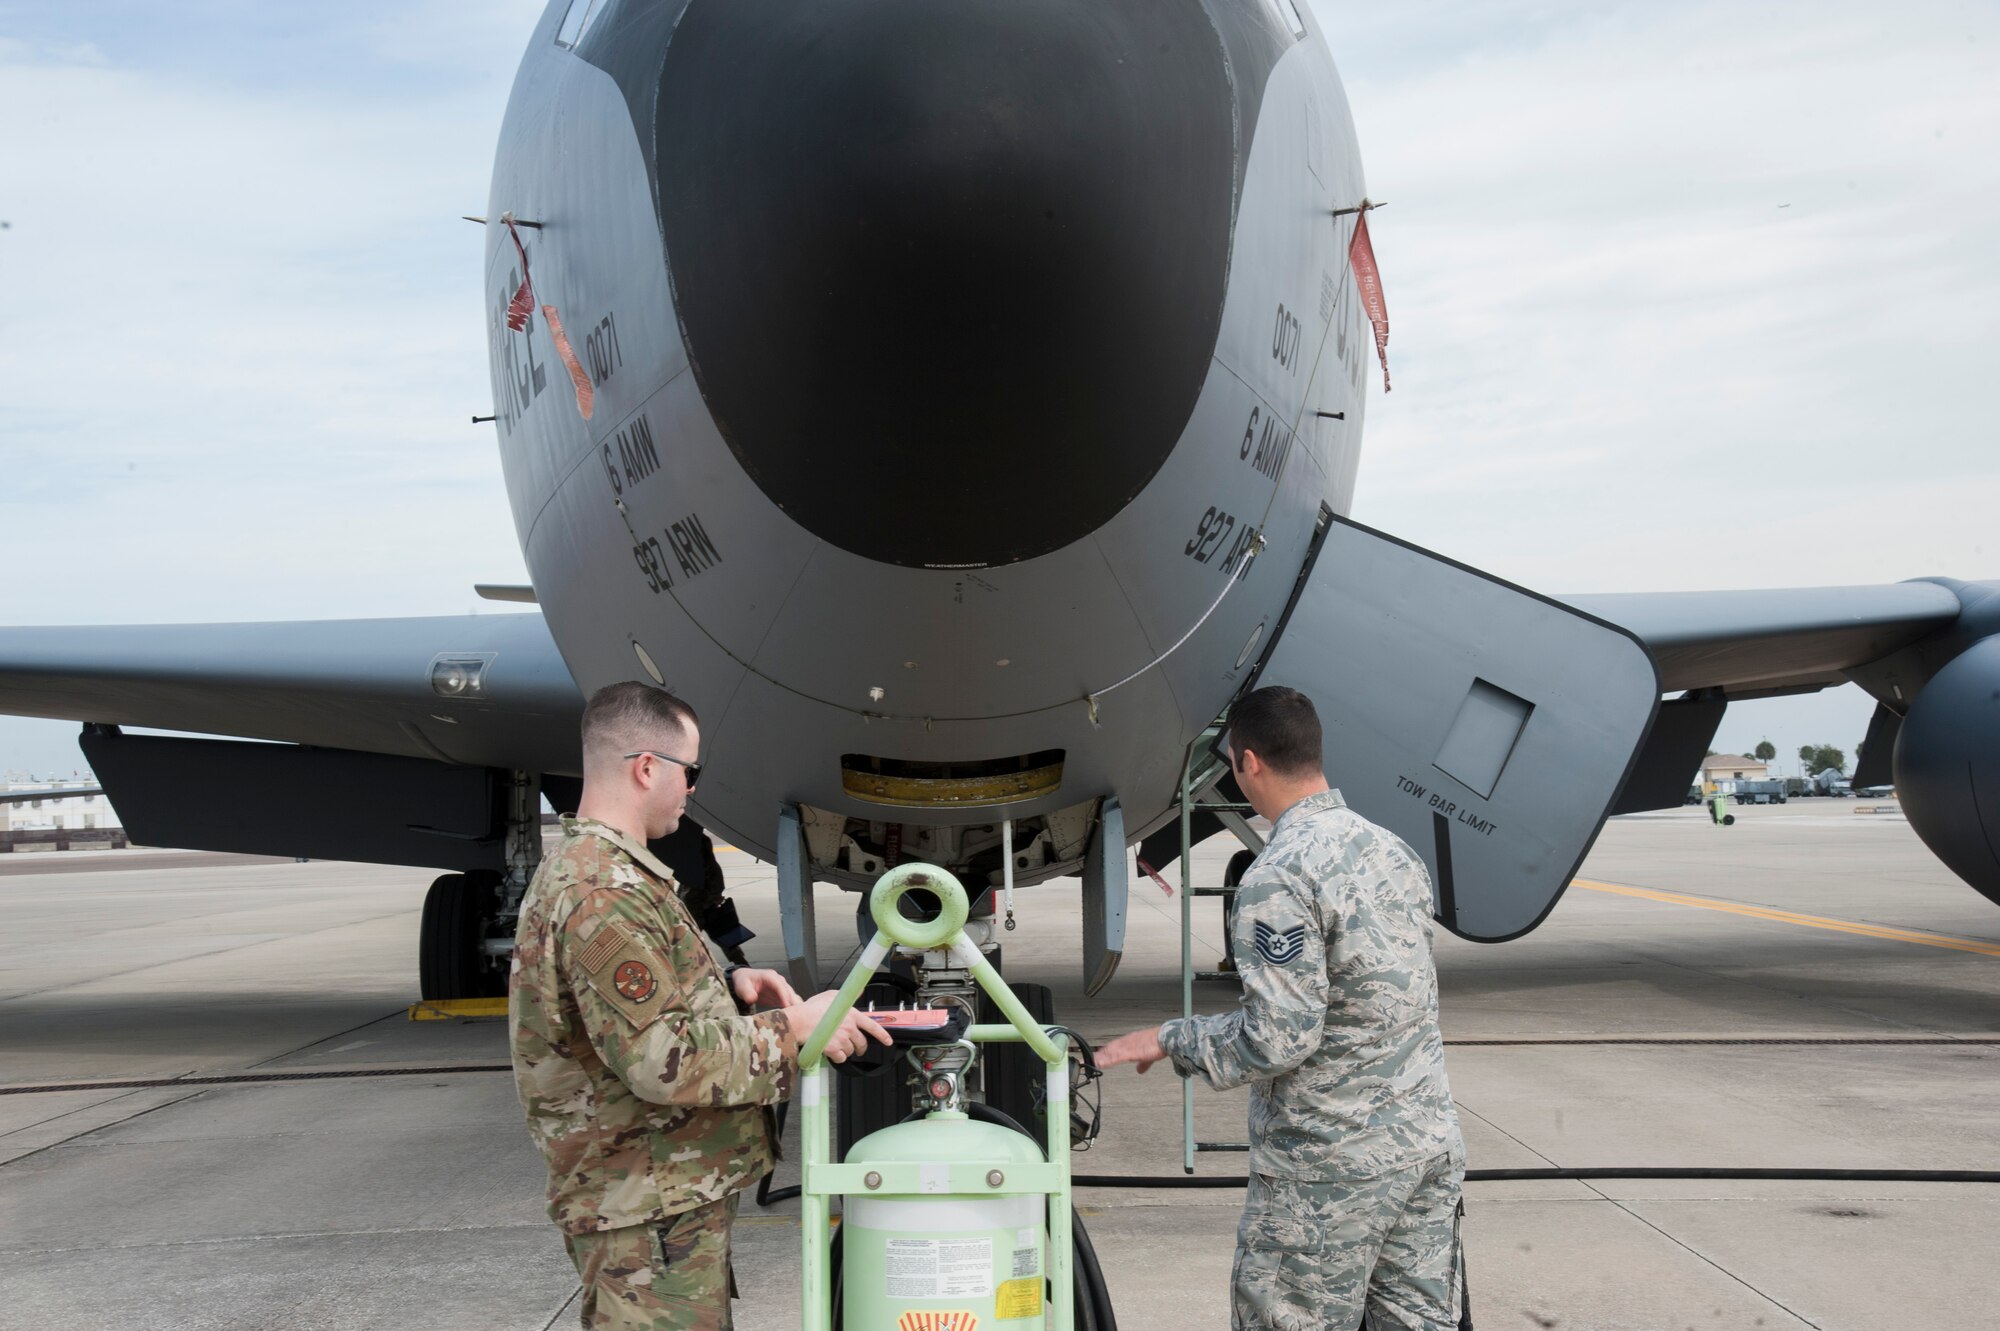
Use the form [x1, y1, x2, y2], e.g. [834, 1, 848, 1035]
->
[419, 872, 505, 1001]
[1222, 848, 1256, 968]
[1225, 848, 1257, 887]
[979, 981, 1057, 1139]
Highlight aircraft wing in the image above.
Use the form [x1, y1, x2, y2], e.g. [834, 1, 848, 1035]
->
[0, 614, 584, 775]
[1562, 582, 1965, 696]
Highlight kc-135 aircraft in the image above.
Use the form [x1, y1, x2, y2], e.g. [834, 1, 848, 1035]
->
[2, 0, 1995, 1006]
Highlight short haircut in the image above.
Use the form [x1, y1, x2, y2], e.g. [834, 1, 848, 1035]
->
[1226, 686, 1323, 779]
[580, 682, 699, 767]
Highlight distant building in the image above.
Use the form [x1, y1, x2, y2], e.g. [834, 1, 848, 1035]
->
[1700, 754, 1769, 783]
[0, 775, 121, 834]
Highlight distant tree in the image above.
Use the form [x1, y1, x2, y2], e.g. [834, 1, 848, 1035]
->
[1804, 745, 1848, 776]
[1798, 744, 1816, 765]
[1754, 740, 1776, 762]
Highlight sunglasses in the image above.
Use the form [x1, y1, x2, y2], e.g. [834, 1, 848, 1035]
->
[624, 751, 702, 788]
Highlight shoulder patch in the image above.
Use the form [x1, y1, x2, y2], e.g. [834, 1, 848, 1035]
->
[1253, 921, 1309, 966]
[569, 920, 678, 1025]
[613, 958, 658, 1002]
[577, 921, 630, 975]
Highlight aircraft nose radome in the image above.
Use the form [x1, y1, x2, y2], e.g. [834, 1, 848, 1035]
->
[657, 0, 1236, 569]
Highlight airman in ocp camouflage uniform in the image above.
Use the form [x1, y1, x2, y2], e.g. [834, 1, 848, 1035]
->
[511, 681, 889, 1331]
[1099, 687, 1465, 1331]
[512, 816, 794, 1328]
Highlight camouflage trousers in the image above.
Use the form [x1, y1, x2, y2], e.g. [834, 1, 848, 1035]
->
[563, 1194, 738, 1330]
[1231, 1150, 1464, 1331]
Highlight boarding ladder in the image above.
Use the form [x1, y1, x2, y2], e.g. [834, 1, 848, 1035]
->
[1169, 728, 1266, 1172]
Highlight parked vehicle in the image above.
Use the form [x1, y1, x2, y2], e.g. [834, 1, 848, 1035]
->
[1718, 779, 1787, 805]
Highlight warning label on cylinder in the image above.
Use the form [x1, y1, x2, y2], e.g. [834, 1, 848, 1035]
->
[885, 1238, 994, 1300]
[896, 1313, 979, 1331]
[995, 1276, 1042, 1320]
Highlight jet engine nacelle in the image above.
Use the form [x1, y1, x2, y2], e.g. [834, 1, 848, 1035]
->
[1894, 634, 2000, 906]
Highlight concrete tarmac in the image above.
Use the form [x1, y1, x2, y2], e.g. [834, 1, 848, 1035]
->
[2, 801, 1996, 1329]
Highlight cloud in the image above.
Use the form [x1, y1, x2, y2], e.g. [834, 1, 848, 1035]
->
[1323, 0, 1999, 598]
[0, 6, 541, 632]
[0, 6, 547, 773]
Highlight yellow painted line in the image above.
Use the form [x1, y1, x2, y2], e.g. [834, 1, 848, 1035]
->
[1571, 879, 2000, 958]
[406, 997, 511, 1021]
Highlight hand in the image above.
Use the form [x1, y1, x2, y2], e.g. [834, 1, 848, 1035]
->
[731, 967, 802, 1010]
[779, 990, 892, 1064]
[1096, 1026, 1168, 1075]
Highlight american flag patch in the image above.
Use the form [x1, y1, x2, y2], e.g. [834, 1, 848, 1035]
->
[577, 922, 631, 975]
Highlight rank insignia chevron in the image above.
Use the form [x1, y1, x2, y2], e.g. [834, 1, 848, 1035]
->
[1253, 921, 1308, 965]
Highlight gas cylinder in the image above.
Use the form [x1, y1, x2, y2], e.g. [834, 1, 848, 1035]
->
[842, 1114, 1048, 1330]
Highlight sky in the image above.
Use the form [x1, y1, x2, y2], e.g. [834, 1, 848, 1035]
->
[1, 0, 1995, 779]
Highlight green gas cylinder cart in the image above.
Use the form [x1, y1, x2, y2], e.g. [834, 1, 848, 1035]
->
[795, 863, 1083, 1331]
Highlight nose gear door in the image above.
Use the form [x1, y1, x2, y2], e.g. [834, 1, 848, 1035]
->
[1245, 516, 1659, 940]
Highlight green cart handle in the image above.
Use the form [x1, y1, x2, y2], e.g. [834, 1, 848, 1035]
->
[799, 863, 1063, 1068]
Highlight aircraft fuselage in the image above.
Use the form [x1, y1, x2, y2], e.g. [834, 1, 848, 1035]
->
[485, 0, 1376, 890]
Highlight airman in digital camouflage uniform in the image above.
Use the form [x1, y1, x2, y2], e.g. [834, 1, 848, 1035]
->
[1099, 686, 1464, 1331]
[512, 681, 889, 1330]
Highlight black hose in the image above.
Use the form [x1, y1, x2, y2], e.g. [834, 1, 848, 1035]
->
[1073, 1174, 1248, 1188]
[961, 1098, 1037, 1144]
[1071, 1199, 1118, 1331]
[1473, 1167, 2000, 1183]
[1074, 1166, 2000, 1187]
[756, 1099, 801, 1207]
